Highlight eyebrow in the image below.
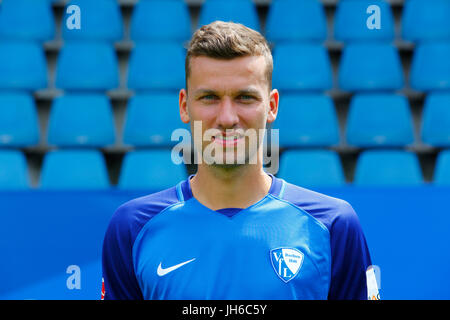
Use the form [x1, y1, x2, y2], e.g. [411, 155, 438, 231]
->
[237, 88, 261, 96]
[193, 89, 217, 98]
[193, 88, 261, 98]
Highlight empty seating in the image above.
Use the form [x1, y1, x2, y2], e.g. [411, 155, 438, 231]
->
[410, 42, 450, 92]
[55, 42, 119, 91]
[0, 41, 47, 90]
[433, 150, 450, 185]
[338, 43, 404, 91]
[334, 0, 395, 42]
[273, 94, 339, 147]
[421, 93, 450, 147]
[402, 0, 450, 42]
[265, 0, 327, 43]
[0, 93, 39, 147]
[123, 93, 188, 147]
[346, 94, 414, 147]
[130, 0, 191, 42]
[62, 0, 123, 42]
[0, 0, 445, 190]
[273, 43, 332, 91]
[47, 94, 115, 148]
[0, 150, 29, 189]
[118, 150, 187, 190]
[0, 0, 55, 42]
[198, 0, 260, 31]
[354, 150, 423, 186]
[40, 150, 110, 189]
[127, 42, 185, 91]
[277, 150, 345, 187]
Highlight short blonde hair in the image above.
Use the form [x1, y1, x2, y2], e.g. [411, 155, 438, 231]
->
[185, 21, 273, 89]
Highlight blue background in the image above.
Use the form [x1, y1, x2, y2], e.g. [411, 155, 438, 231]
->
[1, 187, 449, 300]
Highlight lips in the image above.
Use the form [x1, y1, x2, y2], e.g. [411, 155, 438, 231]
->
[212, 133, 245, 146]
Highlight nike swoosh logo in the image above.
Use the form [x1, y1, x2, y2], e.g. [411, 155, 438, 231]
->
[157, 258, 196, 276]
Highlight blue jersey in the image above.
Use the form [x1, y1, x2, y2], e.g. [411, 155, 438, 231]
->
[102, 175, 373, 300]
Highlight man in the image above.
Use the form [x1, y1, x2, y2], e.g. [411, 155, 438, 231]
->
[102, 21, 376, 300]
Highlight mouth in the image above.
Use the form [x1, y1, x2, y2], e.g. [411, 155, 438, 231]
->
[212, 133, 245, 147]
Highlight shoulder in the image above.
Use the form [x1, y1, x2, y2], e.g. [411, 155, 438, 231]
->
[278, 180, 372, 299]
[279, 180, 360, 233]
[106, 186, 181, 243]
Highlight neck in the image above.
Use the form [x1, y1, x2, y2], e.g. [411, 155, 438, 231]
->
[190, 163, 272, 211]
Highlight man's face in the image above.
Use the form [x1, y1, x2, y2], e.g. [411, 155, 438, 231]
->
[179, 55, 279, 166]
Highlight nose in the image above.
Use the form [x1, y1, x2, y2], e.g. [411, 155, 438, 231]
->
[216, 97, 239, 130]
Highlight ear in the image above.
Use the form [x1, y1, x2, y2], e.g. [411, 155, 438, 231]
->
[179, 89, 190, 124]
[266, 89, 279, 124]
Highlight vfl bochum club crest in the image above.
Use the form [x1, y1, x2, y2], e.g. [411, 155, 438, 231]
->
[270, 247, 304, 283]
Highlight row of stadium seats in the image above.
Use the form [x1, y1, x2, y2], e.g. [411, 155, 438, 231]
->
[1, 0, 449, 192]
[1, 149, 450, 189]
[2, 92, 450, 148]
[275, 93, 450, 148]
[0, 0, 449, 43]
[1, 41, 449, 92]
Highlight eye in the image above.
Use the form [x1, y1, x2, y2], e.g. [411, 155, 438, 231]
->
[237, 94, 256, 102]
[200, 94, 218, 101]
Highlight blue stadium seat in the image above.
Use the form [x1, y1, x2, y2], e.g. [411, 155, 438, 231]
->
[346, 94, 414, 147]
[0, 0, 55, 41]
[123, 93, 188, 147]
[402, 0, 450, 42]
[47, 94, 115, 148]
[55, 42, 119, 91]
[273, 43, 332, 91]
[198, 0, 260, 31]
[421, 93, 450, 147]
[118, 150, 187, 190]
[338, 43, 404, 91]
[127, 42, 185, 91]
[277, 150, 345, 187]
[265, 0, 327, 43]
[130, 0, 191, 42]
[273, 94, 339, 147]
[0, 41, 47, 90]
[0, 150, 30, 189]
[433, 149, 450, 185]
[354, 150, 423, 186]
[40, 150, 110, 189]
[334, 0, 395, 42]
[0, 93, 39, 147]
[410, 42, 450, 92]
[62, 0, 123, 41]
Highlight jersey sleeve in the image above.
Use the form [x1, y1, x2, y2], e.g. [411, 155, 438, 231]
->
[101, 187, 180, 300]
[327, 200, 373, 300]
[102, 204, 143, 300]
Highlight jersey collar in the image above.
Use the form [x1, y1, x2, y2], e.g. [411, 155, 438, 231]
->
[177, 173, 284, 218]
[178, 172, 285, 203]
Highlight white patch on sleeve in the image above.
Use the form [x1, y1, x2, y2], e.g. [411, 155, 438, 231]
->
[366, 266, 380, 300]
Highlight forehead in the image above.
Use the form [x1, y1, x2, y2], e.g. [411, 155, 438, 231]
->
[188, 55, 268, 91]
